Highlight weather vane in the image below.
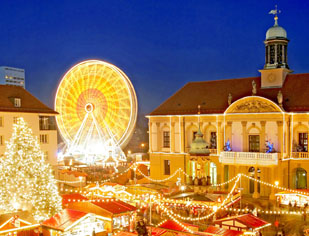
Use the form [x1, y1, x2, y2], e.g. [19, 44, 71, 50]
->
[269, 5, 281, 25]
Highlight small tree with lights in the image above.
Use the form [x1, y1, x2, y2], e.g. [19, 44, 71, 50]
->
[0, 117, 62, 221]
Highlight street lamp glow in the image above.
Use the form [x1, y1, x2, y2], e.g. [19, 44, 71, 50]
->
[275, 181, 279, 186]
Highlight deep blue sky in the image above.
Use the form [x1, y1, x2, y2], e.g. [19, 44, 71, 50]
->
[0, 0, 309, 117]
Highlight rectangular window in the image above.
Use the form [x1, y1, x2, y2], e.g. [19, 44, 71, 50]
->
[39, 116, 56, 130]
[40, 134, 48, 144]
[163, 131, 170, 148]
[14, 98, 21, 107]
[0, 117, 3, 127]
[249, 135, 260, 152]
[0, 136, 3, 145]
[164, 160, 171, 175]
[13, 117, 19, 124]
[299, 133, 308, 152]
[210, 132, 217, 149]
[43, 151, 48, 161]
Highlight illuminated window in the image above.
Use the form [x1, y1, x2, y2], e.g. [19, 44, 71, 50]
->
[40, 134, 48, 144]
[249, 135, 260, 152]
[299, 133, 308, 152]
[164, 160, 170, 175]
[163, 131, 170, 148]
[43, 151, 48, 161]
[13, 117, 19, 124]
[210, 132, 217, 149]
[14, 98, 21, 107]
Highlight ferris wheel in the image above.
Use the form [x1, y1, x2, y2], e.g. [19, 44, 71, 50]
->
[55, 60, 138, 165]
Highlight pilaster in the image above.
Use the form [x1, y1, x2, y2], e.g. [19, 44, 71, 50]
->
[241, 121, 247, 152]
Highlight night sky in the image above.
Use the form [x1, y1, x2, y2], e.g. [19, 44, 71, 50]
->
[0, 0, 309, 119]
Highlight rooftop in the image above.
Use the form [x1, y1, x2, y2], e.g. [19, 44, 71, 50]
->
[149, 73, 309, 116]
[41, 209, 87, 231]
[0, 85, 57, 114]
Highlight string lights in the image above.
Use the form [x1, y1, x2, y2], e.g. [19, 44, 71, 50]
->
[158, 175, 240, 221]
[0, 118, 62, 221]
[241, 173, 309, 196]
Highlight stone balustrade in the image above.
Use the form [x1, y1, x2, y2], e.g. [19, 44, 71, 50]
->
[219, 151, 278, 166]
[291, 152, 309, 159]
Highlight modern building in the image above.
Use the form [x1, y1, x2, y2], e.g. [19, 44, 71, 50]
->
[0, 85, 58, 170]
[0, 66, 25, 88]
[147, 12, 309, 199]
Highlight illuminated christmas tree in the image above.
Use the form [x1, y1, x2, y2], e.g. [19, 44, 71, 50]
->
[0, 117, 62, 221]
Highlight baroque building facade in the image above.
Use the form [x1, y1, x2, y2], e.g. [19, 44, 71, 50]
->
[147, 14, 309, 198]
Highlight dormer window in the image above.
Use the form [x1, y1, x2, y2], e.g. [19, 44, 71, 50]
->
[14, 98, 21, 107]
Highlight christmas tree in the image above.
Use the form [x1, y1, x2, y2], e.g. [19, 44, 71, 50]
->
[0, 117, 62, 221]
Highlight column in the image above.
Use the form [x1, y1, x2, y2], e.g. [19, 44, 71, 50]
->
[241, 121, 247, 152]
[226, 121, 233, 146]
[156, 122, 160, 151]
[282, 44, 285, 64]
[180, 117, 185, 153]
[253, 165, 260, 199]
[269, 167, 276, 200]
[149, 121, 153, 152]
[217, 121, 222, 154]
[267, 46, 270, 64]
[274, 44, 278, 64]
[277, 121, 284, 154]
[260, 121, 266, 152]
[170, 122, 175, 152]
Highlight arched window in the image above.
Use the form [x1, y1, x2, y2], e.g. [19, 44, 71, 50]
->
[248, 167, 260, 194]
[295, 168, 307, 189]
[210, 162, 217, 185]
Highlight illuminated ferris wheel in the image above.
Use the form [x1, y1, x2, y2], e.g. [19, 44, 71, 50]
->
[55, 60, 138, 166]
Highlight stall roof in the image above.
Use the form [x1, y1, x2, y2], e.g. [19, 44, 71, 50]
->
[0, 211, 37, 227]
[204, 226, 243, 236]
[41, 209, 87, 231]
[276, 190, 309, 196]
[214, 213, 269, 229]
[92, 199, 136, 214]
[159, 219, 197, 232]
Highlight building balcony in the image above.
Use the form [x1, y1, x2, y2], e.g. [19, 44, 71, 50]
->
[219, 151, 278, 166]
[291, 152, 309, 159]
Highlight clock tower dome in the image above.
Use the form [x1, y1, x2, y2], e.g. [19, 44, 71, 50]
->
[259, 6, 292, 88]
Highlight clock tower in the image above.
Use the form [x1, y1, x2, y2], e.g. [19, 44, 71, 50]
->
[259, 6, 292, 88]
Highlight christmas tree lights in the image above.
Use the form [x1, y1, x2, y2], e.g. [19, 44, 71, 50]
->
[0, 118, 62, 221]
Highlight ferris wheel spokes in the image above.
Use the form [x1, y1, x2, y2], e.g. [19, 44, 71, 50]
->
[62, 103, 126, 166]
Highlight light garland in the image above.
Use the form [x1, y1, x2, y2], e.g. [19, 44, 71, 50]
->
[0, 118, 62, 221]
[137, 168, 182, 183]
[223, 206, 308, 215]
[241, 174, 309, 196]
[56, 179, 83, 184]
[158, 175, 240, 221]
[159, 203, 194, 233]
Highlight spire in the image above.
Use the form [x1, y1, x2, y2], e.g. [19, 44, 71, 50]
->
[269, 5, 281, 26]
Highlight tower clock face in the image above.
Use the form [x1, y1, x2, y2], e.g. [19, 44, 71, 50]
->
[267, 73, 275, 82]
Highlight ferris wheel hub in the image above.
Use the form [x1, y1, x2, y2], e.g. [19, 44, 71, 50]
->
[85, 103, 94, 113]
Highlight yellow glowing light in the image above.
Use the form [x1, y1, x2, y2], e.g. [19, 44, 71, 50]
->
[55, 60, 138, 149]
